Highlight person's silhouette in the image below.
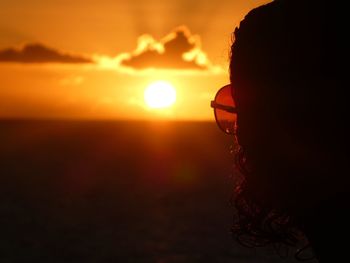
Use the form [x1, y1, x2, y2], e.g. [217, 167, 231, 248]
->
[211, 0, 347, 261]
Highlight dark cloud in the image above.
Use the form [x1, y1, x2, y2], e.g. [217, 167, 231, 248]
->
[0, 43, 93, 63]
[120, 27, 209, 70]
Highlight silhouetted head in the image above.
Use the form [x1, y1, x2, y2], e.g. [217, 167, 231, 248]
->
[229, 0, 347, 260]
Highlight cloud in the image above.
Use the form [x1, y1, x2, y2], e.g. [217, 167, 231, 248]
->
[119, 26, 211, 70]
[0, 43, 93, 63]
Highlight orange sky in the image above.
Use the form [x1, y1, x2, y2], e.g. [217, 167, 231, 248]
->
[0, 0, 269, 120]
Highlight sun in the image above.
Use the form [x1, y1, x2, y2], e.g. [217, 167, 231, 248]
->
[144, 81, 177, 109]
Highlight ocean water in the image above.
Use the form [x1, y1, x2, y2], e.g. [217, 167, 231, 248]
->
[0, 120, 306, 262]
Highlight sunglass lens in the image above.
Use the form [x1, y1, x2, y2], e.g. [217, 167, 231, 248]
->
[214, 85, 237, 134]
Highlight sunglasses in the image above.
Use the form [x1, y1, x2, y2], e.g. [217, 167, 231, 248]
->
[210, 84, 237, 134]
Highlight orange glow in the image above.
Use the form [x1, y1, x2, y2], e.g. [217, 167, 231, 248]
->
[0, 0, 269, 120]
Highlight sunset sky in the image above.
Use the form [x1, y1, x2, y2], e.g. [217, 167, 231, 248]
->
[0, 0, 269, 120]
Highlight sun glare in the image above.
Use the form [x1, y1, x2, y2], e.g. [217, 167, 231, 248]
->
[144, 81, 177, 109]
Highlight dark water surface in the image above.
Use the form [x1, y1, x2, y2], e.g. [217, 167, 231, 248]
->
[0, 120, 303, 262]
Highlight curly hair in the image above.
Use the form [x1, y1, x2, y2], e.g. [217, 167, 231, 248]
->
[232, 146, 306, 251]
[228, 0, 328, 258]
[228, 0, 347, 261]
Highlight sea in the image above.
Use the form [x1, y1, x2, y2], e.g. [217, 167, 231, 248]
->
[0, 120, 310, 262]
